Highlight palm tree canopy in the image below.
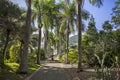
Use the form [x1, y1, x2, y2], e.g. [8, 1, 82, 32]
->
[89, 0, 103, 8]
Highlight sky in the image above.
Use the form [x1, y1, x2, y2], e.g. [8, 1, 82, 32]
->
[10, 0, 117, 30]
[84, 0, 117, 30]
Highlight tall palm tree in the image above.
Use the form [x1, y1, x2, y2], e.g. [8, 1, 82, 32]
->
[42, 0, 60, 56]
[53, 1, 65, 59]
[60, 0, 76, 63]
[32, 0, 43, 64]
[76, 0, 103, 71]
[63, 0, 90, 63]
[76, 0, 82, 71]
[32, 0, 59, 59]
[18, 0, 31, 73]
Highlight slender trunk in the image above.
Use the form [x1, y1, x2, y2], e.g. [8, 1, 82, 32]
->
[59, 32, 62, 59]
[56, 43, 60, 59]
[2, 29, 10, 65]
[3, 30, 10, 59]
[117, 63, 119, 80]
[57, 43, 59, 59]
[18, 0, 31, 73]
[66, 23, 69, 63]
[19, 41, 23, 63]
[37, 0, 43, 63]
[57, 43, 59, 55]
[77, 1, 82, 71]
[37, 26, 41, 64]
[44, 28, 48, 56]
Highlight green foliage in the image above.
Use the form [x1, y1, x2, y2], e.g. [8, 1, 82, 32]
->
[82, 16, 99, 67]
[60, 46, 78, 64]
[60, 54, 66, 62]
[28, 53, 37, 63]
[28, 48, 46, 63]
[28, 63, 40, 73]
[40, 48, 46, 60]
[9, 41, 21, 63]
[102, 21, 113, 32]
[0, 62, 40, 80]
[5, 63, 19, 73]
[0, 0, 22, 66]
[82, 15, 120, 68]
[68, 49, 78, 64]
[0, 0, 21, 19]
[112, 0, 120, 26]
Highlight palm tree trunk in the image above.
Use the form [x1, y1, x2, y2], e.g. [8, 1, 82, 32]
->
[57, 43, 59, 56]
[66, 23, 69, 63]
[18, 0, 31, 74]
[44, 28, 48, 56]
[59, 32, 62, 59]
[19, 41, 23, 63]
[37, 26, 41, 64]
[1, 29, 10, 65]
[77, 0, 82, 71]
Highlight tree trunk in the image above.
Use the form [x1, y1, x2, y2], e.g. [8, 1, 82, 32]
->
[44, 28, 48, 56]
[37, 26, 41, 64]
[58, 32, 62, 59]
[1, 29, 10, 66]
[66, 23, 69, 63]
[19, 41, 23, 63]
[77, 0, 82, 71]
[57, 43, 59, 56]
[18, 0, 31, 74]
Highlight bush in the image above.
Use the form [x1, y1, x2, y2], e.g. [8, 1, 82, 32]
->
[60, 48, 78, 64]
[28, 48, 46, 63]
[40, 48, 46, 60]
[9, 41, 20, 63]
[28, 53, 37, 63]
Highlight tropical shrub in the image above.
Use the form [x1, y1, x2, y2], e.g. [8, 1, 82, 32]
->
[9, 41, 20, 63]
[28, 48, 46, 63]
[60, 45, 78, 64]
[40, 48, 46, 60]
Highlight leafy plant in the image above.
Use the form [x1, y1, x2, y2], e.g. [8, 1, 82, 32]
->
[60, 46, 78, 64]
[9, 41, 21, 63]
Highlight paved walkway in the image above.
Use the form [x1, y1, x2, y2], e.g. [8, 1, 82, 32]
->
[25, 62, 76, 80]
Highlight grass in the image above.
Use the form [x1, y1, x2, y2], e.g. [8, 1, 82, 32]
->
[0, 63, 40, 80]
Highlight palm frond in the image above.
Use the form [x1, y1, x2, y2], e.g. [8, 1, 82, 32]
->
[89, 0, 103, 8]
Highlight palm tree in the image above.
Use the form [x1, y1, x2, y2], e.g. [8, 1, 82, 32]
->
[32, 0, 43, 64]
[42, 0, 60, 57]
[52, 1, 65, 59]
[47, 31, 56, 60]
[60, 0, 76, 63]
[62, 0, 90, 63]
[18, 0, 31, 73]
[76, 0, 103, 71]
[0, 0, 21, 65]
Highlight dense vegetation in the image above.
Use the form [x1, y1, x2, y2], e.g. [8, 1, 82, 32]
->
[0, 0, 119, 80]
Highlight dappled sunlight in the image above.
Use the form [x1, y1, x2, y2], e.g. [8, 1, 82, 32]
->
[0, 0, 120, 80]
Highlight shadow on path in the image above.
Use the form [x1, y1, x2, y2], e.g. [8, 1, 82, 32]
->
[25, 62, 119, 80]
[25, 63, 72, 80]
